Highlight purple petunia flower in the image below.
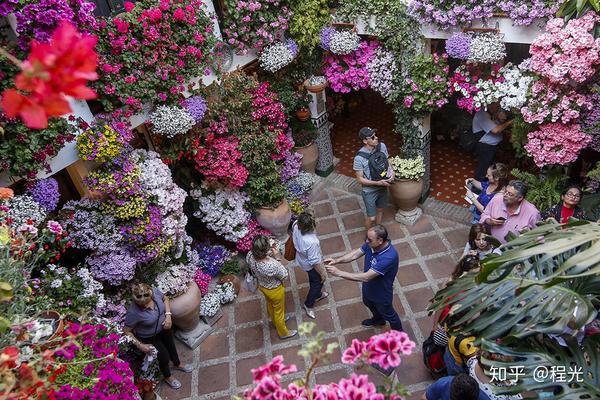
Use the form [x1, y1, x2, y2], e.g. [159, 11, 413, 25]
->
[319, 27, 336, 51]
[183, 95, 208, 123]
[445, 32, 471, 60]
[28, 178, 60, 212]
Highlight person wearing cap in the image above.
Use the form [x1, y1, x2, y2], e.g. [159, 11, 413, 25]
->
[353, 127, 394, 230]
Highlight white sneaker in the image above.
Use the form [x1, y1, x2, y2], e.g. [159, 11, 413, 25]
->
[303, 304, 316, 319]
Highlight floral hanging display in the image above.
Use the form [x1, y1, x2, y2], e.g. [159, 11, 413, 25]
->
[496, 0, 559, 25]
[529, 12, 600, 85]
[581, 86, 600, 152]
[61, 199, 123, 252]
[366, 48, 397, 100]
[399, 53, 449, 115]
[86, 246, 137, 286]
[190, 184, 251, 242]
[521, 80, 592, 125]
[200, 291, 221, 317]
[10, 0, 97, 50]
[495, 62, 534, 111]
[524, 123, 592, 167]
[93, 0, 216, 111]
[149, 105, 195, 138]
[28, 178, 60, 212]
[328, 30, 361, 55]
[223, 0, 291, 54]
[259, 39, 299, 73]
[445, 32, 471, 60]
[76, 121, 133, 162]
[183, 96, 208, 123]
[319, 27, 337, 51]
[323, 40, 379, 93]
[467, 32, 506, 64]
[448, 63, 504, 113]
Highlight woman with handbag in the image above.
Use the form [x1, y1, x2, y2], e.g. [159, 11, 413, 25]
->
[246, 235, 297, 339]
[123, 283, 193, 390]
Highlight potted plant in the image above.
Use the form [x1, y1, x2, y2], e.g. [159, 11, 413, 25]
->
[304, 75, 328, 93]
[290, 119, 319, 173]
[388, 156, 425, 211]
[218, 257, 242, 294]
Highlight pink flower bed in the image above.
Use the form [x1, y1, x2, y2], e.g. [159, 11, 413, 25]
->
[323, 41, 379, 93]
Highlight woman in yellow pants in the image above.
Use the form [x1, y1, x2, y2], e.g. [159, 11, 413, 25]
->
[246, 235, 297, 339]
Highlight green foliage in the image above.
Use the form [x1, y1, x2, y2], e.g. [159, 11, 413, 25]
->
[290, 118, 318, 147]
[510, 114, 535, 158]
[289, 0, 331, 52]
[220, 258, 241, 276]
[511, 168, 567, 211]
[262, 76, 310, 118]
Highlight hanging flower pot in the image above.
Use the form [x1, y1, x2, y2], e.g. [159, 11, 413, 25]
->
[304, 76, 328, 93]
[295, 108, 310, 121]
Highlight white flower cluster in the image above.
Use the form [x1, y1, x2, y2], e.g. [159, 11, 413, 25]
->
[5, 195, 47, 227]
[76, 267, 107, 311]
[190, 184, 251, 242]
[259, 42, 294, 73]
[472, 80, 501, 111]
[495, 63, 534, 111]
[155, 262, 196, 297]
[467, 32, 506, 64]
[216, 282, 236, 304]
[329, 30, 360, 55]
[149, 105, 195, 138]
[366, 48, 397, 99]
[293, 171, 319, 193]
[307, 75, 327, 86]
[200, 291, 221, 317]
[130, 150, 173, 190]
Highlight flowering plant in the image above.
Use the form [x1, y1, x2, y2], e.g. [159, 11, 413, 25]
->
[93, 0, 216, 111]
[28, 178, 60, 212]
[155, 263, 196, 297]
[239, 322, 414, 399]
[323, 41, 379, 93]
[285, 180, 311, 217]
[76, 122, 132, 162]
[495, 63, 533, 111]
[445, 32, 471, 60]
[196, 242, 233, 277]
[194, 270, 212, 295]
[4, 195, 47, 227]
[318, 27, 336, 51]
[149, 105, 195, 138]
[448, 63, 504, 113]
[524, 123, 592, 167]
[467, 32, 506, 64]
[236, 219, 271, 252]
[259, 39, 298, 73]
[190, 184, 251, 242]
[290, 119, 318, 148]
[183, 95, 208, 123]
[496, 0, 559, 25]
[529, 12, 600, 85]
[11, 0, 97, 50]
[87, 246, 137, 286]
[390, 156, 425, 180]
[328, 30, 361, 55]
[521, 80, 592, 125]
[280, 150, 303, 182]
[200, 291, 221, 317]
[223, 0, 291, 54]
[399, 53, 449, 115]
[216, 282, 236, 304]
[581, 86, 600, 152]
[366, 48, 397, 100]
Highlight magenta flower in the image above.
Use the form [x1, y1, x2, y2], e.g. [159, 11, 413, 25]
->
[342, 339, 367, 365]
[252, 355, 298, 381]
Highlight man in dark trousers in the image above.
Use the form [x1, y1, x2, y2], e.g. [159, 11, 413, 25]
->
[324, 224, 402, 332]
[473, 103, 513, 182]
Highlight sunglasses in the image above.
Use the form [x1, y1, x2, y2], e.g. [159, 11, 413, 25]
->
[134, 293, 151, 300]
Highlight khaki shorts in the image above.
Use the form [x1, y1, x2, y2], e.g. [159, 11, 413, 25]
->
[361, 188, 388, 217]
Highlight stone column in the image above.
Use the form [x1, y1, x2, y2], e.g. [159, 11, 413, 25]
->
[306, 89, 334, 177]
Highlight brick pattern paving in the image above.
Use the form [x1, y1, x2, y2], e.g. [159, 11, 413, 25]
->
[159, 186, 469, 400]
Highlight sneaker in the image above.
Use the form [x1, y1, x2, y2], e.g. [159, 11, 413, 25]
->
[278, 329, 298, 340]
[284, 314, 291, 322]
[361, 318, 386, 327]
[164, 378, 182, 389]
[303, 304, 316, 319]
[315, 291, 329, 302]
[173, 363, 193, 373]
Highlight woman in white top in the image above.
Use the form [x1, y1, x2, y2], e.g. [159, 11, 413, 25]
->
[246, 235, 297, 340]
[462, 223, 501, 260]
[467, 356, 522, 400]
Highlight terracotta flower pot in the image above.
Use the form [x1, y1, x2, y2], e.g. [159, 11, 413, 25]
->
[304, 79, 328, 93]
[169, 281, 202, 331]
[295, 108, 310, 121]
[389, 178, 423, 211]
[256, 199, 292, 239]
[218, 274, 241, 295]
[294, 142, 319, 173]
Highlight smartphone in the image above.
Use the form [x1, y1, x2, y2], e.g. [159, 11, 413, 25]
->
[464, 195, 473, 205]
[496, 217, 506, 221]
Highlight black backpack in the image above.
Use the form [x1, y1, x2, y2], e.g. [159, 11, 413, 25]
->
[459, 129, 485, 154]
[357, 143, 389, 181]
[422, 331, 447, 380]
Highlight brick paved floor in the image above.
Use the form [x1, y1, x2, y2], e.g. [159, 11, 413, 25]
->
[160, 186, 469, 400]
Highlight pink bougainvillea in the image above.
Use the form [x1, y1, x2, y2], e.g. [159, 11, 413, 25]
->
[521, 79, 592, 125]
[529, 12, 600, 85]
[191, 133, 249, 189]
[323, 41, 379, 93]
[524, 123, 592, 167]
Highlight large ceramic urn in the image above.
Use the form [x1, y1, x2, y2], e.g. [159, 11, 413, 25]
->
[389, 178, 424, 211]
[294, 142, 319, 173]
[256, 199, 292, 239]
[169, 281, 202, 331]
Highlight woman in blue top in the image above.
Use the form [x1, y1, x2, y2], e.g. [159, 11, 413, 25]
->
[465, 163, 508, 224]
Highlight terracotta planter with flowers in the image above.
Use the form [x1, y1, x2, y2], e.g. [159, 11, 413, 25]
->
[304, 77, 328, 93]
[218, 274, 241, 295]
[256, 199, 292, 239]
[169, 281, 202, 331]
[388, 156, 426, 211]
[295, 108, 310, 121]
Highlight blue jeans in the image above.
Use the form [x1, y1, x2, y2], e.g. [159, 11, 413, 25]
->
[305, 268, 324, 308]
[443, 347, 467, 375]
[363, 297, 403, 331]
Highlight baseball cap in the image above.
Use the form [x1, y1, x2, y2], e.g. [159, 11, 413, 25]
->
[358, 127, 377, 140]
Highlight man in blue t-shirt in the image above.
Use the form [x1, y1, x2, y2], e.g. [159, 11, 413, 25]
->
[324, 224, 402, 331]
[421, 373, 489, 400]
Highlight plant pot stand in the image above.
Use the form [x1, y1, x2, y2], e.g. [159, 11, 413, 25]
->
[394, 207, 423, 226]
[174, 319, 213, 349]
[202, 308, 224, 327]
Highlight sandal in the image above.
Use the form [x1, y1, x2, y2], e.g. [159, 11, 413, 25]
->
[164, 378, 182, 389]
[173, 363, 193, 373]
